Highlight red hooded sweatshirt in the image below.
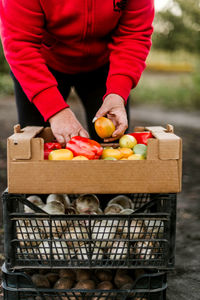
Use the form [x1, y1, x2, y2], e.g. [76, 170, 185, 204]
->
[0, 0, 154, 121]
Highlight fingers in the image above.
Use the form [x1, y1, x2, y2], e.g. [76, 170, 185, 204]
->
[79, 128, 90, 138]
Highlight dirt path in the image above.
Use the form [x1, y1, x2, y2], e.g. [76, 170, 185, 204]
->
[0, 96, 200, 299]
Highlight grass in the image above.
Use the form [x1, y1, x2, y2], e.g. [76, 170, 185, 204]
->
[131, 50, 200, 110]
[0, 73, 14, 96]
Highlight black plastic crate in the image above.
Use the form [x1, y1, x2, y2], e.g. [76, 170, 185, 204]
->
[2, 263, 167, 300]
[2, 192, 176, 270]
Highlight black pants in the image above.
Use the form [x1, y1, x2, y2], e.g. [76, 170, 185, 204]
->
[11, 64, 130, 142]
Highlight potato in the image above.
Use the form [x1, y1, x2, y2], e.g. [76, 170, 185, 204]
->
[95, 270, 113, 282]
[74, 280, 96, 290]
[45, 272, 59, 285]
[25, 195, 44, 213]
[31, 274, 50, 288]
[97, 281, 113, 290]
[54, 277, 74, 289]
[59, 269, 76, 281]
[76, 269, 92, 281]
[107, 195, 133, 209]
[114, 270, 134, 289]
[104, 204, 123, 214]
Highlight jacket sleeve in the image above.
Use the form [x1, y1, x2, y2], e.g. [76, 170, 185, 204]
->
[104, 0, 155, 103]
[0, 0, 69, 121]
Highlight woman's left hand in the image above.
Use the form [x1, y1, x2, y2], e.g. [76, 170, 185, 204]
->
[93, 94, 128, 142]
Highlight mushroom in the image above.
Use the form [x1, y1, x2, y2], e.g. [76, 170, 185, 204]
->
[16, 219, 45, 247]
[46, 194, 71, 209]
[145, 220, 164, 238]
[119, 208, 135, 215]
[91, 219, 118, 248]
[120, 219, 146, 240]
[31, 274, 50, 288]
[76, 242, 104, 261]
[134, 235, 157, 260]
[73, 194, 100, 214]
[104, 204, 124, 214]
[62, 225, 88, 248]
[107, 195, 133, 209]
[24, 195, 44, 213]
[37, 239, 75, 260]
[107, 241, 130, 260]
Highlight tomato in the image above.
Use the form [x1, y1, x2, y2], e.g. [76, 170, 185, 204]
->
[101, 148, 122, 160]
[118, 147, 133, 158]
[94, 117, 115, 139]
[48, 149, 73, 160]
[72, 156, 89, 160]
[119, 135, 137, 149]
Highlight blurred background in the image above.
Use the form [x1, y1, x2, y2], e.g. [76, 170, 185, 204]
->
[0, 1, 200, 299]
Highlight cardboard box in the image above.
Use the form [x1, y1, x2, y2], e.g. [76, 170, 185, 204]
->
[7, 124, 182, 194]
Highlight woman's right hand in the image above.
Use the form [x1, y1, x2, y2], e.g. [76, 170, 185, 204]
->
[49, 108, 89, 145]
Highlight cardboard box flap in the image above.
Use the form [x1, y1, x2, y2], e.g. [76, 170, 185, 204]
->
[8, 126, 44, 160]
[146, 125, 181, 160]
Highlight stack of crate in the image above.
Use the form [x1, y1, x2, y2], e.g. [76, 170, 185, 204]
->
[1, 124, 182, 300]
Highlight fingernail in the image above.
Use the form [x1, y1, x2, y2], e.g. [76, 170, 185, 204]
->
[92, 117, 98, 123]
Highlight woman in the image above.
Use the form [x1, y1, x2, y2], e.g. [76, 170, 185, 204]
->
[0, 0, 154, 144]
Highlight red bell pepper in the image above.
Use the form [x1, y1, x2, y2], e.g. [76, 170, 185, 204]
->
[66, 136, 103, 160]
[128, 132, 153, 145]
[44, 142, 62, 159]
[44, 142, 62, 150]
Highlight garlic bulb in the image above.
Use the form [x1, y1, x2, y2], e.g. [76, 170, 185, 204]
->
[121, 219, 146, 240]
[119, 208, 134, 215]
[134, 236, 157, 260]
[145, 220, 164, 238]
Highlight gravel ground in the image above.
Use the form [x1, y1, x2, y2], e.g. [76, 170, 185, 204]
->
[0, 94, 200, 299]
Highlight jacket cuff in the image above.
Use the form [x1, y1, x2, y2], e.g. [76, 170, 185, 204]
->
[103, 75, 134, 104]
[32, 86, 69, 121]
